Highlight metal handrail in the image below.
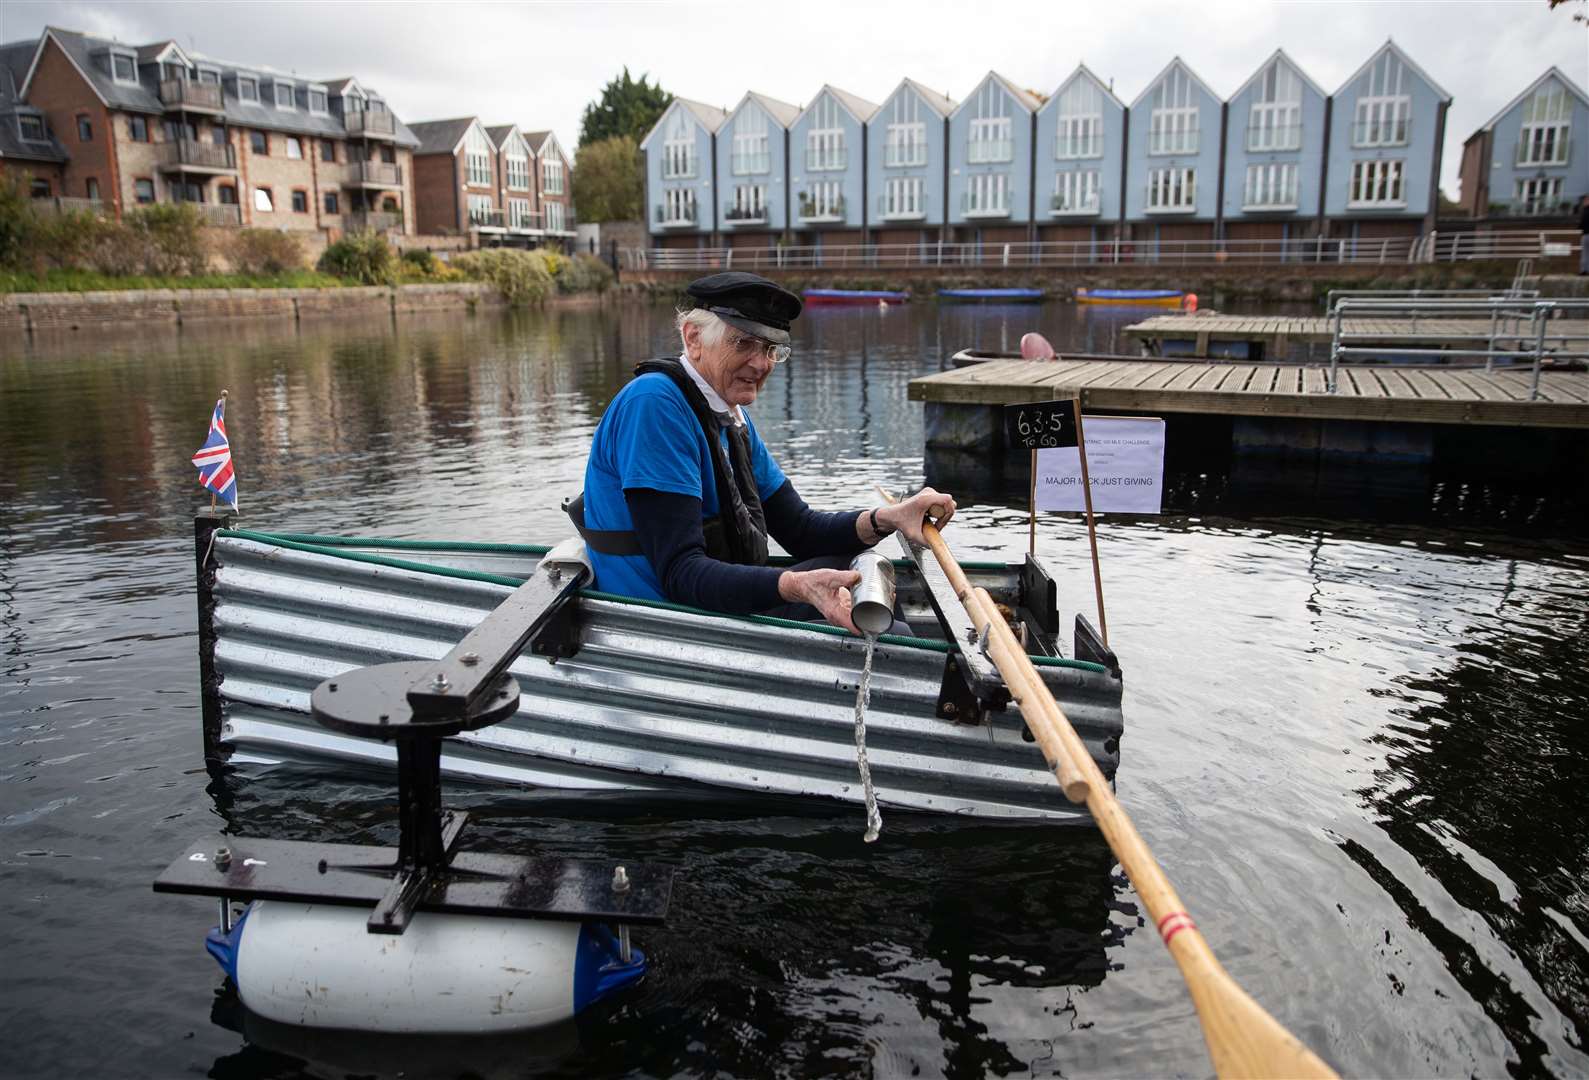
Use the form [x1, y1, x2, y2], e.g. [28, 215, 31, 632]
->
[1324, 288, 1540, 313]
[1327, 297, 1589, 400]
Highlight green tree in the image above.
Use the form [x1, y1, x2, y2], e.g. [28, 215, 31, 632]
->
[572, 135, 644, 222]
[578, 68, 671, 148]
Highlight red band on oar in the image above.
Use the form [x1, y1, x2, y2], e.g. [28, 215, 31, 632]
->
[1157, 911, 1197, 946]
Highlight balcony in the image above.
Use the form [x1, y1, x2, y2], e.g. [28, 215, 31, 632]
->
[192, 203, 242, 226]
[1245, 124, 1303, 153]
[1148, 132, 1200, 156]
[731, 151, 770, 175]
[29, 196, 110, 217]
[1144, 181, 1197, 214]
[1242, 194, 1299, 211]
[797, 194, 846, 223]
[1050, 192, 1101, 216]
[1055, 135, 1103, 160]
[1489, 197, 1576, 218]
[805, 147, 847, 172]
[507, 211, 544, 233]
[961, 192, 1010, 219]
[469, 207, 506, 229]
[344, 210, 403, 234]
[654, 203, 698, 228]
[967, 139, 1013, 164]
[723, 204, 767, 225]
[159, 78, 224, 114]
[1515, 135, 1572, 168]
[343, 160, 404, 188]
[344, 109, 396, 139]
[1350, 118, 1411, 148]
[884, 144, 927, 168]
[157, 138, 237, 174]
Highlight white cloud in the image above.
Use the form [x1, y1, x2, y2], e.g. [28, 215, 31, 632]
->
[4, 0, 1585, 195]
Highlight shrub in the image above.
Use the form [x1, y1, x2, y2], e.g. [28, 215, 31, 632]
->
[400, 247, 436, 274]
[557, 253, 615, 294]
[228, 229, 305, 275]
[0, 177, 40, 271]
[450, 248, 554, 304]
[318, 229, 396, 285]
[127, 203, 208, 275]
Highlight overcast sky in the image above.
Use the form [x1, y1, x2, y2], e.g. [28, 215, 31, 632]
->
[4, 0, 1585, 196]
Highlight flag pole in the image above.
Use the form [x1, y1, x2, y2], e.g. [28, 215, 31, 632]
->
[1072, 396, 1107, 647]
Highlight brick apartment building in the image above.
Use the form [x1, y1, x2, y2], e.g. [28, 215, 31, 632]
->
[410, 117, 576, 249]
[0, 26, 420, 235]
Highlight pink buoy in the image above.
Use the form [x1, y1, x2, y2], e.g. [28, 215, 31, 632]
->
[1020, 332, 1057, 360]
[1182, 293, 1198, 312]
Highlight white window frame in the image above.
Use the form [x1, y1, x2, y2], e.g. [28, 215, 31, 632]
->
[542, 157, 565, 194]
[1352, 51, 1411, 147]
[1149, 66, 1201, 155]
[18, 114, 47, 142]
[1347, 159, 1405, 207]
[884, 121, 927, 168]
[1514, 176, 1563, 215]
[965, 172, 1009, 217]
[464, 126, 492, 187]
[728, 183, 767, 222]
[505, 154, 530, 190]
[1051, 169, 1099, 215]
[969, 116, 1012, 164]
[508, 197, 534, 228]
[1146, 167, 1196, 212]
[800, 180, 844, 221]
[274, 81, 295, 110]
[1242, 162, 1298, 209]
[662, 110, 697, 179]
[1247, 56, 1303, 153]
[882, 176, 924, 219]
[804, 93, 846, 171]
[285, 136, 303, 160]
[1516, 82, 1572, 166]
[467, 194, 496, 226]
[307, 89, 328, 115]
[237, 77, 258, 103]
[731, 107, 771, 176]
[1056, 114, 1101, 160]
[110, 51, 138, 85]
[546, 201, 567, 232]
[662, 187, 696, 225]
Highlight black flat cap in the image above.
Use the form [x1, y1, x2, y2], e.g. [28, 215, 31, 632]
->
[685, 272, 803, 345]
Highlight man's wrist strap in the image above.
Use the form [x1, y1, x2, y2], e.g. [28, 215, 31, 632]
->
[869, 507, 894, 538]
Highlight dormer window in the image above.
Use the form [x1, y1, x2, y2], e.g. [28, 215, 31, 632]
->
[308, 89, 328, 114]
[111, 52, 137, 84]
[197, 67, 221, 85]
[274, 82, 295, 109]
[162, 62, 187, 83]
[343, 93, 364, 114]
[18, 114, 47, 142]
[238, 76, 258, 103]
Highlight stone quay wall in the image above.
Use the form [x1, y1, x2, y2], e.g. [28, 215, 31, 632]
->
[0, 283, 508, 336]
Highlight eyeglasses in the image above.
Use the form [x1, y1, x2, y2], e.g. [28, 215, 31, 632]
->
[727, 331, 791, 365]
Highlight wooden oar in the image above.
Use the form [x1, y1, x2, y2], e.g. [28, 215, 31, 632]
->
[881, 490, 1336, 1079]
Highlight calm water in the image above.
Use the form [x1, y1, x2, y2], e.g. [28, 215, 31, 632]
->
[1, 300, 1586, 1079]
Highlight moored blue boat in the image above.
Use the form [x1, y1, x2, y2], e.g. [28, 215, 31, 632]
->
[938, 288, 1045, 302]
[802, 288, 910, 305]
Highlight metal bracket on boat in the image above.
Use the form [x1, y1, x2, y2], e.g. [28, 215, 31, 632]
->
[156, 555, 674, 934]
[937, 652, 995, 725]
[894, 535, 1011, 715]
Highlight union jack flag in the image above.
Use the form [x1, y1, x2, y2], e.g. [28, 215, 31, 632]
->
[191, 395, 238, 508]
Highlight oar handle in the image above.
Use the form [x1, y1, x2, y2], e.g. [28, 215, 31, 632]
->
[883, 491, 1336, 1079]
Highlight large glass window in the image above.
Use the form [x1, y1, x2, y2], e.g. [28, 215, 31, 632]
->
[1514, 176, 1564, 214]
[1149, 66, 1200, 154]
[662, 109, 697, 178]
[274, 82, 295, 109]
[1352, 51, 1410, 146]
[505, 153, 530, 190]
[111, 53, 137, 83]
[661, 187, 696, 224]
[805, 94, 846, 171]
[1052, 169, 1099, 214]
[1347, 159, 1404, 206]
[1516, 79, 1572, 165]
[883, 176, 924, 218]
[1247, 58, 1303, 151]
[464, 126, 492, 186]
[1146, 167, 1196, 211]
[542, 156, 564, 194]
[799, 180, 843, 220]
[1055, 77, 1103, 159]
[731, 107, 770, 175]
[727, 184, 767, 221]
[1243, 162, 1298, 208]
[965, 172, 1008, 215]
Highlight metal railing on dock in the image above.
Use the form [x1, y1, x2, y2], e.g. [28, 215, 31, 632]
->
[1327, 297, 1589, 400]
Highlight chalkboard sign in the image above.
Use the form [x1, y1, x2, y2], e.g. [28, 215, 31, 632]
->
[1004, 400, 1078, 451]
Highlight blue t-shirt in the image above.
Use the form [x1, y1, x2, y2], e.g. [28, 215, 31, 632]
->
[583, 371, 787, 601]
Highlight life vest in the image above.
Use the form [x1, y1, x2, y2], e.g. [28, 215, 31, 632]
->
[565, 358, 770, 566]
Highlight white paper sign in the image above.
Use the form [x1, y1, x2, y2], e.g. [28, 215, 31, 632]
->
[1035, 416, 1165, 514]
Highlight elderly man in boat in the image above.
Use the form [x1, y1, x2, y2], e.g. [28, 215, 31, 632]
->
[568, 271, 954, 633]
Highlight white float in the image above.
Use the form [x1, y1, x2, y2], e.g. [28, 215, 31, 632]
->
[208, 900, 643, 1033]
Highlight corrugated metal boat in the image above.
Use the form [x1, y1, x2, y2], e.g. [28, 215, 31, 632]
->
[197, 525, 1124, 822]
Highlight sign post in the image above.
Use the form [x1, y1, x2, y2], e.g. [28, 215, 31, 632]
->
[1003, 397, 1107, 642]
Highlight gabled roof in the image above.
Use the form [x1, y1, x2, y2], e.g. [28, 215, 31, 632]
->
[1228, 48, 1327, 103]
[1129, 56, 1221, 108]
[1334, 38, 1451, 102]
[639, 96, 729, 149]
[409, 117, 481, 156]
[950, 71, 1042, 119]
[800, 84, 879, 125]
[0, 40, 68, 164]
[135, 40, 191, 66]
[870, 77, 956, 122]
[729, 91, 800, 129]
[487, 123, 528, 154]
[1039, 64, 1125, 113]
[322, 76, 362, 96]
[1477, 66, 1589, 132]
[524, 130, 566, 161]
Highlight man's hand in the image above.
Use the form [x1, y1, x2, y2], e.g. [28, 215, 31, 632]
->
[779, 568, 861, 633]
[874, 487, 957, 546]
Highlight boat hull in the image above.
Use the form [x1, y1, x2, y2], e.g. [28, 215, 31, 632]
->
[802, 289, 910, 304]
[205, 534, 1124, 822]
[1075, 288, 1184, 307]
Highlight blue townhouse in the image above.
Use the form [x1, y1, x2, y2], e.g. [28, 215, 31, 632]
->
[787, 85, 877, 248]
[865, 77, 954, 246]
[947, 72, 1042, 245]
[1124, 58, 1224, 247]
[1221, 49, 1328, 248]
[1458, 67, 1588, 226]
[714, 91, 799, 247]
[1035, 64, 1125, 249]
[641, 96, 727, 248]
[1323, 40, 1450, 245]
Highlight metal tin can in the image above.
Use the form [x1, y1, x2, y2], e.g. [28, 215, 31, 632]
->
[848, 551, 897, 637]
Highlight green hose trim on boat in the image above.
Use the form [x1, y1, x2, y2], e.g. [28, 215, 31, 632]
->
[216, 528, 1108, 674]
